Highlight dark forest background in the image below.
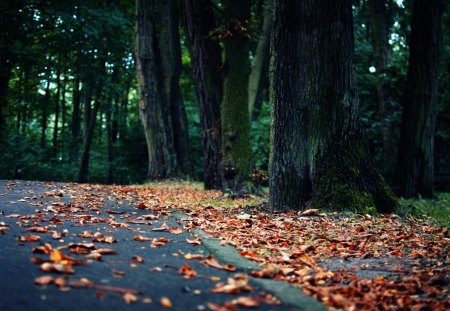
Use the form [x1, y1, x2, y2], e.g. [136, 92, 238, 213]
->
[0, 0, 448, 193]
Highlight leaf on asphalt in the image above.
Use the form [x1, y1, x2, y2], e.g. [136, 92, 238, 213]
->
[32, 243, 53, 254]
[51, 231, 62, 240]
[136, 202, 149, 209]
[150, 237, 169, 248]
[258, 293, 281, 305]
[152, 222, 170, 231]
[186, 237, 202, 245]
[92, 234, 117, 243]
[92, 248, 118, 255]
[232, 296, 260, 308]
[203, 256, 236, 272]
[0, 222, 9, 234]
[212, 274, 253, 294]
[238, 250, 265, 262]
[160, 296, 172, 308]
[26, 226, 49, 233]
[123, 292, 138, 304]
[113, 269, 125, 277]
[40, 262, 74, 274]
[18, 235, 41, 242]
[132, 256, 144, 263]
[178, 263, 197, 279]
[138, 214, 159, 220]
[207, 302, 237, 311]
[184, 253, 204, 260]
[106, 209, 125, 215]
[169, 227, 183, 235]
[50, 249, 87, 265]
[133, 235, 152, 242]
[34, 275, 54, 285]
[76, 231, 93, 238]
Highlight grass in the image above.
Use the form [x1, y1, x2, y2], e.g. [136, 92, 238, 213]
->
[397, 192, 450, 227]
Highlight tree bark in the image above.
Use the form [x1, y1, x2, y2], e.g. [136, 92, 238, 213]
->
[0, 59, 12, 138]
[248, 0, 272, 121]
[41, 71, 51, 149]
[182, 0, 223, 189]
[367, 0, 395, 169]
[106, 96, 114, 184]
[395, 0, 444, 198]
[270, 0, 396, 213]
[70, 75, 81, 163]
[53, 65, 61, 156]
[221, 0, 253, 192]
[160, 0, 193, 176]
[135, 0, 172, 179]
[77, 81, 101, 183]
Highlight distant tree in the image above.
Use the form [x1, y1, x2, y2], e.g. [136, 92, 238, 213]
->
[183, 0, 223, 189]
[220, 0, 253, 192]
[135, 0, 172, 179]
[159, 0, 193, 177]
[395, 0, 444, 198]
[269, 0, 396, 213]
[367, 0, 396, 168]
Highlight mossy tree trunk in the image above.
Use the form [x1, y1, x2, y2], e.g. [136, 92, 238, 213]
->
[395, 0, 444, 198]
[221, 0, 253, 192]
[270, 0, 396, 213]
[135, 0, 172, 179]
[160, 0, 193, 177]
[183, 0, 223, 189]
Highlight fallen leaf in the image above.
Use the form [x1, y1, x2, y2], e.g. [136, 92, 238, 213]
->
[232, 296, 260, 308]
[18, 235, 41, 242]
[299, 209, 320, 216]
[34, 275, 54, 285]
[160, 297, 172, 308]
[133, 235, 152, 242]
[123, 292, 138, 304]
[169, 227, 183, 235]
[132, 256, 145, 263]
[207, 302, 237, 311]
[186, 237, 202, 245]
[178, 263, 197, 279]
[151, 237, 169, 248]
[203, 256, 236, 272]
[184, 253, 204, 260]
[152, 222, 170, 232]
[40, 262, 74, 274]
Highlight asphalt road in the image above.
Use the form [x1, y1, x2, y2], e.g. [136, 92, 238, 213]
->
[0, 180, 306, 311]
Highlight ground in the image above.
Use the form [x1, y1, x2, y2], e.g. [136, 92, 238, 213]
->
[0, 180, 448, 310]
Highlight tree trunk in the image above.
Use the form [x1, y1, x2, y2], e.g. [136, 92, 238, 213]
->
[0, 59, 12, 138]
[270, 0, 396, 213]
[367, 0, 395, 170]
[106, 96, 114, 184]
[53, 65, 61, 156]
[41, 72, 51, 149]
[77, 82, 100, 183]
[248, 0, 272, 121]
[395, 0, 443, 198]
[60, 67, 67, 150]
[135, 0, 172, 179]
[160, 0, 193, 177]
[182, 0, 223, 189]
[221, 0, 253, 192]
[70, 75, 81, 163]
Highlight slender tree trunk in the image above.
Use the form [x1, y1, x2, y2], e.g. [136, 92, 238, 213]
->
[182, 0, 223, 189]
[60, 67, 67, 150]
[70, 75, 81, 163]
[106, 96, 114, 184]
[395, 0, 444, 198]
[53, 65, 61, 156]
[77, 81, 100, 183]
[160, 0, 193, 176]
[0, 60, 12, 138]
[248, 0, 272, 121]
[41, 71, 51, 149]
[270, 0, 396, 213]
[221, 0, 253, 191]
[367, 0, 395, 170]
[135, 0, 172, 179]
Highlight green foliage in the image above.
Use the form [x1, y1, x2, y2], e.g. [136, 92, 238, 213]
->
[250, 100, 270, 170]
[397, 193, 450, 227]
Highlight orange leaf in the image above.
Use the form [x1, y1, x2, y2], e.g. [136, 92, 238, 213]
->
[132, 256, 145, 263]
[186, 237, 202, 245]
[169, 227, 183, 235]
[133, 235, 152, 242]
[232, 296, 260, 308]
[152, 222, 170, 232]
[178, 263, 197, 279]
[35, 275, 54, 285]
[160, 297, 172, 308]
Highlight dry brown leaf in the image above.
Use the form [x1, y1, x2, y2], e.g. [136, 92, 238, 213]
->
[152, 222, 170, 231]
[123, 292, 138, 304]
[40, 262, 74, 274]
[169, 227, 183, 235]
[150, 237, 169, 248]
[34, 275, 54, 285]
[299, 209, 320, 216]
[203, 256, 236, 272]
[160, 296, 172, 308]
[178, 263, 197, 279]
[18, 235, 41, 242]
[186, 237, 202, 245]
[133, 235, 152, 242]
[132, 256, 145, 263]
[207, 302, 237, 311]
[232, 296, 260, 308]
[184, 253, 204, 260]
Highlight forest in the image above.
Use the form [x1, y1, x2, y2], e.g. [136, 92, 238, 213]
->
[0, 0, 449, 211]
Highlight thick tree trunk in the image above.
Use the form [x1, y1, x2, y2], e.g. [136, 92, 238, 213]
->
[367, 0, 395, 170]
[160, 0, 193, 176]
[77, 82, 100, 183]
[70, 76, 81, 163]
[135, 0, 172, 179]
[395, 0, 443, 198]
[221, 0, 253, 192]
[248, 1, 272, 121]
[270, 0, 396, 213]
[182, 0, 223, 189]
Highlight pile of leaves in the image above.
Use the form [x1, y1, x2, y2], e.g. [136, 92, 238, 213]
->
[125, 182, 449, 310]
